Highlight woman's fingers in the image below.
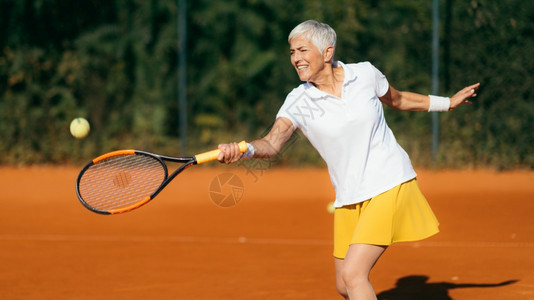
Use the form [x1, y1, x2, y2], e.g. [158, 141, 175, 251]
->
[217, 142, 243, 164]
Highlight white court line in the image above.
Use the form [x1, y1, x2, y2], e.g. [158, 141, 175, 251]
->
[0, 234, 533, 248]
[406, 241, 534, 248]
[0, 234, 331, 246]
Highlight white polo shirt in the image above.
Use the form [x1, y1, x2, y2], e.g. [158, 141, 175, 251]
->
[276, 61, 416, 207]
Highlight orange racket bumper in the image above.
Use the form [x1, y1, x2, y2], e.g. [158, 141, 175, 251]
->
[92, 150, 135, 163]
[107, 196, 152, 214]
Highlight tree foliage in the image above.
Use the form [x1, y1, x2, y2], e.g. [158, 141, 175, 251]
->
[0, 0, 532, 168]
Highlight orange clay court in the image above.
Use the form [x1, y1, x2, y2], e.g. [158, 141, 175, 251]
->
[0, 166, 533, 299]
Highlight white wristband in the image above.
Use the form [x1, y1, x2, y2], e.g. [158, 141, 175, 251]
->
[242, 142, 255, 159]
[428, 95, 450, 112]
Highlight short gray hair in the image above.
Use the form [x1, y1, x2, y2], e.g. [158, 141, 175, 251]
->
[288, 20, 337, 58]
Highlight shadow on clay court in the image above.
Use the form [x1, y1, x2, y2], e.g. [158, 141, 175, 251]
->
[377, 275, 517, 300]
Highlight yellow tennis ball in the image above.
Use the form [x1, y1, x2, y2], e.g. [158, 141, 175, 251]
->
[70, 118, 90, 139]
[326, 201, 335, 214]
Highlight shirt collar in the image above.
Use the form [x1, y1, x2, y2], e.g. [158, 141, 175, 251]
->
[301, 61, 356, 100]
[337, 61, 358, 86]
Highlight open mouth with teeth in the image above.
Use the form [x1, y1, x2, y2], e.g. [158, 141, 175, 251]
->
[297, 65, 309, 70]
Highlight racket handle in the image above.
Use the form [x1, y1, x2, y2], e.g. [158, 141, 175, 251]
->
[195, 141, 248, 164]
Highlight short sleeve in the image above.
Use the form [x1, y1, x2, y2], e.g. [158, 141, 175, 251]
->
[275, 90, 300, 129]
[369, 63, 389, 97]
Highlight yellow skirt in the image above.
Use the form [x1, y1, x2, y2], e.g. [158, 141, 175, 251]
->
[333, 178, 439, 259]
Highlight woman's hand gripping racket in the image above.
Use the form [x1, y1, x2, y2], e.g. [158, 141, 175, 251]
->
[76, 141, 248, 215]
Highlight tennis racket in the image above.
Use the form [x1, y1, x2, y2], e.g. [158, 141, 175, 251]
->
[76, 141, 248, 215]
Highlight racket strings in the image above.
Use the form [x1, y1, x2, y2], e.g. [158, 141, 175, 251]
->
[78, 154, 166, 211]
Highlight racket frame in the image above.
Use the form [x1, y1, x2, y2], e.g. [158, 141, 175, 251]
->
[75, 141, 247, 215]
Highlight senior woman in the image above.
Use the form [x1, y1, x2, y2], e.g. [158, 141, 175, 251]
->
[217, 20, 479, 299]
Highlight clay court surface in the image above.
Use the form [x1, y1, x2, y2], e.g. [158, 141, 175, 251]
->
[1, 166, 533, 299]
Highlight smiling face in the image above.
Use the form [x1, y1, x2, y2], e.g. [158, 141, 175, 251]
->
[289, 35, 331, 82]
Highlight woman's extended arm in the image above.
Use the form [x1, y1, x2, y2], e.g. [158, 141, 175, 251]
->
[379, 82, 480, 111]
[217, 117, 296, 164]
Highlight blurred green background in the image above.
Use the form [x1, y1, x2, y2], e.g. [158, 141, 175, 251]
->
[1, 0, 532, 169]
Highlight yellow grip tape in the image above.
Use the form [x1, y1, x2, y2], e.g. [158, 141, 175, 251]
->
[195, 141, 247, 164]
